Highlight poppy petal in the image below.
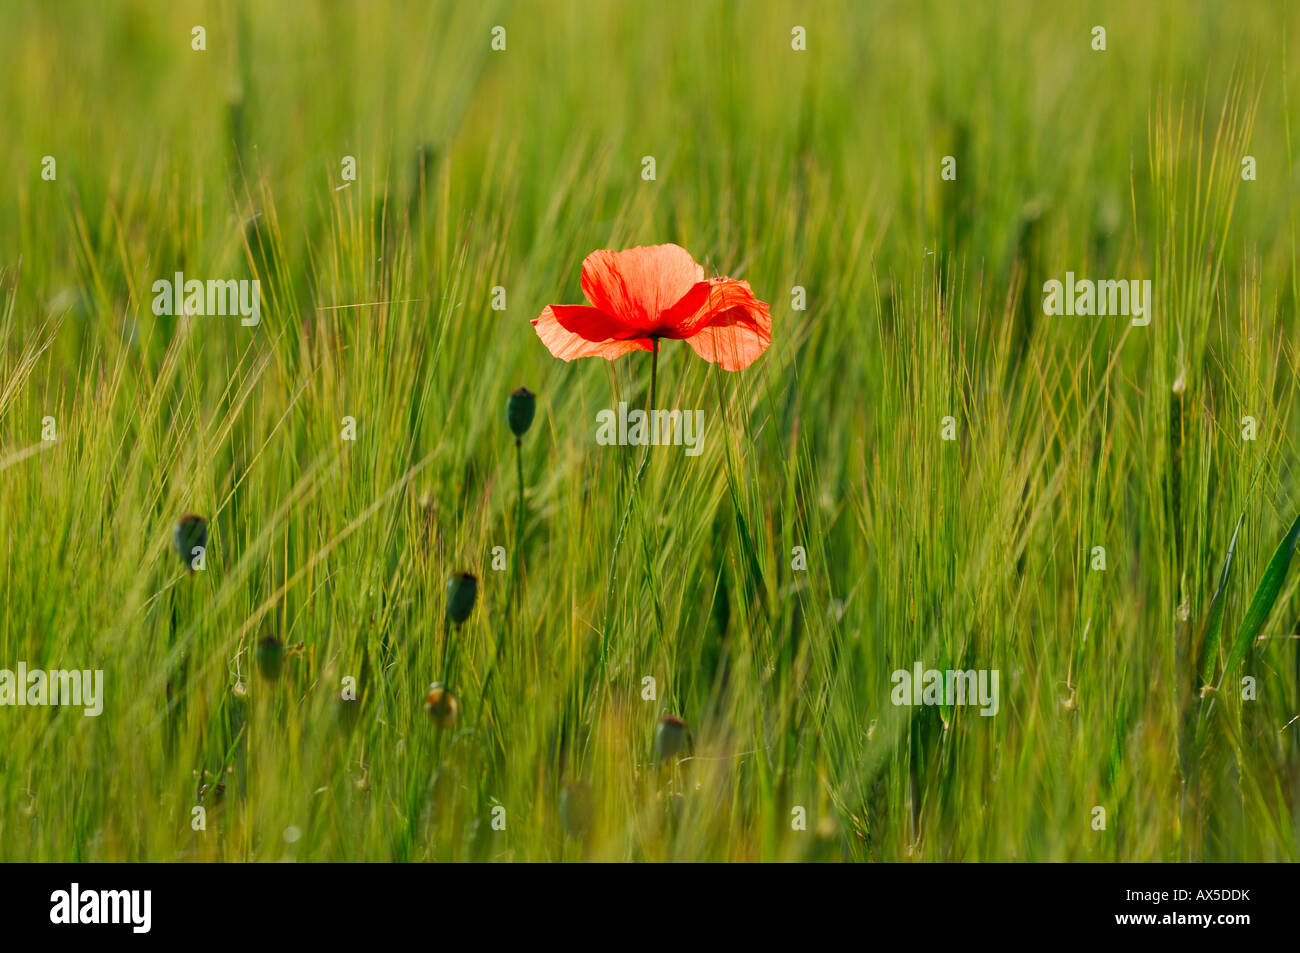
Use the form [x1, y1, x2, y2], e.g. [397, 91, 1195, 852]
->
[532, 306, 653, 361]
[549, 303, 641, 342]
[580, 244, 705, 330]
[680, 280, 772, 371]
[662, 278, 763, 338]
[657, 280, 716, 335]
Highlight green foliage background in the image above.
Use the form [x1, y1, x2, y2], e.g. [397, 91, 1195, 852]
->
[0, 0, 1297, 860]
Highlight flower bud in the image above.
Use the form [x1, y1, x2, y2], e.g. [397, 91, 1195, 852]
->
[174, 514, 208, 572]
[256, 636, 285, 680]
[654, 715, 690, 763]
[507, 387, 536, 438]
[424, 682, 458, 728]
[446, 572, 478, 624]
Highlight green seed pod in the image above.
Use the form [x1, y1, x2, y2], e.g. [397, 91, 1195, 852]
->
[174, 514, 208, 571]
[424, 682, 458, 728]
[507, 387, 536, 438]
[655, 715, 691, 763]
[446, 572, 478, 624]
[256, 636, 285, 680]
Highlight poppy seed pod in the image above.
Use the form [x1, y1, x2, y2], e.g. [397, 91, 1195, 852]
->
[655, 715, 691, 763]
[256, 636, 285, 680]
[507, 387, 536, 438]
[424, 682, 458, 728]
[174, 514, 207, 571]
[446, 572, 477, 624]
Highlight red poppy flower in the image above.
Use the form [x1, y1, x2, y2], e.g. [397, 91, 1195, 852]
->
[532, 244, 771, 370]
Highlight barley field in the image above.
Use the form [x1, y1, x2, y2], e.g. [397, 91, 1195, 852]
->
[1, 0, 1298, 862]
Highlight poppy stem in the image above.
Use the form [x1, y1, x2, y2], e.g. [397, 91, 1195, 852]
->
[482, 437, 526, 729]
[649, 337, 658, 415]
[440, 615, 451, 680]
[598, 339, 660, 684]
[445, 619, 462, 690]
[511, 436, 524, 618]
[166, 586, 178, 744]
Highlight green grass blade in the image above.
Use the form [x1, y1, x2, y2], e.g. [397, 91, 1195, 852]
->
[1219, 509, 1300, 690]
